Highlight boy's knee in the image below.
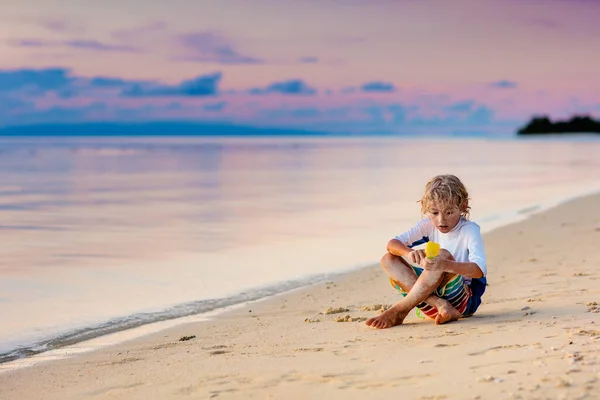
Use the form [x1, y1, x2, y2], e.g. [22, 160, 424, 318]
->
[438, 249, 455, 260]
[380, 252, 396, 270]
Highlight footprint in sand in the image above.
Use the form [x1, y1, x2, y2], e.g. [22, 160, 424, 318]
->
[527, 298, 543, 303]
[294, 347, 324, 352]
[468, 344, 529, 356]
[203, 345, 229, 350]
[575, 329, 600, 338]
[106, 357, 143, 366]
[209, 350, 230, 355]
[150, 342, 178, 350]
[304, 318, 321, 323]
[86, 382, 145, 396]
[521, 306, 537, 316]
[203, 345, 230, 355]
[477, 375, 504, 383]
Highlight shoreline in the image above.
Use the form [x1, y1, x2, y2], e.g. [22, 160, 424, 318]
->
[2, 185, 600, 372]
[2, 190, 600, 398]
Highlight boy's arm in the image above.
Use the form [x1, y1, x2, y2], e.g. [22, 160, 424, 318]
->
[421, 257, 484, 278]
[459, 223, 487, 278]
[386, 239, 414, 257]
[389, 219, 431, 259]
[440, 259, 484, 279]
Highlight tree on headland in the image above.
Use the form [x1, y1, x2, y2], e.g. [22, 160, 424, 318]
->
[518, 114, 600, 135]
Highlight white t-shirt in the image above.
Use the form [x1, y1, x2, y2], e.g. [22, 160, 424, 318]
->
[393, 217, 487, 283]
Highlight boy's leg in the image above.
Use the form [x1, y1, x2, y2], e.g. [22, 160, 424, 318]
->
[365, 253, 461, 329]
[383, 252, 459, 316]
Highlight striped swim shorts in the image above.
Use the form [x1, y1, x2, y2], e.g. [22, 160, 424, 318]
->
[389, 266, 474, 319]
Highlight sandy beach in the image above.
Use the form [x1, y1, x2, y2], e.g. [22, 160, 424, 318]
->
[2, 193, 600, 400]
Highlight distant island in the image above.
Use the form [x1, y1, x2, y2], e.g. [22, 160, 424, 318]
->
[0, 122, 326, 137]
[518, 115, 600, 135]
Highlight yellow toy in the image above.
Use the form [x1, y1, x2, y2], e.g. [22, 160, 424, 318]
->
[425, 241, 440, 258]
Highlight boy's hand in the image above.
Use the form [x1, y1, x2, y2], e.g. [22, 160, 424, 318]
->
[421, 256, 445, 272]
[408, 250, 426, 264]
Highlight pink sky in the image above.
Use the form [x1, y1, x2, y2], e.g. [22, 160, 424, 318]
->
[1, 0, 599, 133]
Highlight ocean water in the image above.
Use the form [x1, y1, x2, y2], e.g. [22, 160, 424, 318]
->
[1, 135, 600, 365]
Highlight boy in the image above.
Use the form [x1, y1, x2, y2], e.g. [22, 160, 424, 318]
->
[366, 175, 487, 329]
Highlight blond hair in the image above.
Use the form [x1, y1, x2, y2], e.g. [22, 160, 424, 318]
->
[419, 175, 470, 218]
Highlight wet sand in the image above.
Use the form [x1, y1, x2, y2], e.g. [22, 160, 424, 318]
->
[1, 193, 600, 399]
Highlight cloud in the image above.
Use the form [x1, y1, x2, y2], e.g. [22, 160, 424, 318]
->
[121, 72, 222, 97]
[204, 101, 227, 112]
[64, 40, 139, 52]
[299, 56, 319, 64]
[0, 97, 35, 121]
[0, 68, 517, 133]
[445, 100, 476, 113]
[0, 67, 154, 100]
[524, 18, 562, 31]
[387, 104, 408, 123]
[175, 32, 264, 65]
[249, 79, 316, 95]
[0, 67, 222, 99]
[0, 102, 109, 125]
[443, 100, 495, 124]
[363, 103, 408, 123]
[10, 39, 49, 48]
[88, 77, 133, 88]
[37, 19, 86, 34]
[0, 68, 73, 93]
[9, 38, 139, 53]
[489, 80, 517, 89]
[308, 35, 366, 45]
[261, 107, 322, 119]
[15, 17, 84, 34]
[110, 21, 168, 41]
[467, 105, 494, 124]
[360, 81, 396, 92]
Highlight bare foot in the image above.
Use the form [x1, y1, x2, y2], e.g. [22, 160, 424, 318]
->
[434, 302, 461, 325]
[365, 304, 409, 329]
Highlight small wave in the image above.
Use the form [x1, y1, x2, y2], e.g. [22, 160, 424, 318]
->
[0, 270, 344, 365]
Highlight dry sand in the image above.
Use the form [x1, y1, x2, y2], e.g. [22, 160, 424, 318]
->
[1, 194, 600, 400]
